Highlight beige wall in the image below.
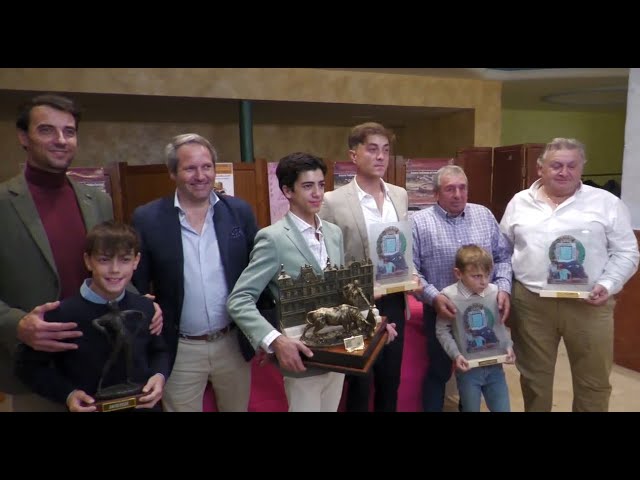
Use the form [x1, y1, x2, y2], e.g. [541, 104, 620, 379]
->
[0, 120, 367, 181]
[397, 118, 439, 158]
[0, 68, 501, 115]
[395, 111, 476, 159]
[502, 108, 626, 185]
[0, 68, 502, 163]
[435, 110, 477, 157]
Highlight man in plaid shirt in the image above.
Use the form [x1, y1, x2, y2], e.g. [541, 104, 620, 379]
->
[412, 165, 512, 412]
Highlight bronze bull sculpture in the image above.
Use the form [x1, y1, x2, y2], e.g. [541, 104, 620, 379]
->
[302, 304, 375, 341]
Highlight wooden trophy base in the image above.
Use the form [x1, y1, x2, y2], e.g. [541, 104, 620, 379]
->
[303, 321, 388, 376]
[94, 384, 145, 412]
[374, 280, 419, 296]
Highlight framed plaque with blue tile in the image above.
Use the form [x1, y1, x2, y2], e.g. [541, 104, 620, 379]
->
[540, 229, 596, 299]
[448, 289, 509, 369]
[367, 221, 418, 296]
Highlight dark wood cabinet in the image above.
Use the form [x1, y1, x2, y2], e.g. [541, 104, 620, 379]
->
[492, 143, 545, 222]
[107, 160, 270, 228]
[614, 232, 640, 373]
[455, 146, 493, 210]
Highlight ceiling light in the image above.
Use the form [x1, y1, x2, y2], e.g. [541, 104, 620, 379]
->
[542, 86, 627, 106]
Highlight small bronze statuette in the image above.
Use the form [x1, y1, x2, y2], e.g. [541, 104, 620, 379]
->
[91, 301, 148, 411]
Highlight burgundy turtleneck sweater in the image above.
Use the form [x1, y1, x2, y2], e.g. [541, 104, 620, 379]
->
[25, 163, 89, 301]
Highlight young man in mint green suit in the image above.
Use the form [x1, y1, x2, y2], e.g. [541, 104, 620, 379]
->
[227, 152, 346, 411]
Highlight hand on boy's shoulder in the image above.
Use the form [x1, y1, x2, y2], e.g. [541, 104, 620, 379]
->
[124, 293, 163, 335]
[433, 294, 456, 320]
[141, 294, 163, 335]
[17, 301, 82, 352]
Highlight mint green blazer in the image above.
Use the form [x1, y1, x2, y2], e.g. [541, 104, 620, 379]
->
[227, 212, 344, 351]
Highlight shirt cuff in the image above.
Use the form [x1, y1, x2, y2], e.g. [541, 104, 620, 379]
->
[424, 286, 441, 305]
[260, 330, 282, 353]
[495, 278, 512, 295]
[595, 280, 614, 296]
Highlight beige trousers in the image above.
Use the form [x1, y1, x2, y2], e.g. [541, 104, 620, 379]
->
[511, 281, 614, 412]
[162, 328, 251, 412]
[283, 371, 345, 412]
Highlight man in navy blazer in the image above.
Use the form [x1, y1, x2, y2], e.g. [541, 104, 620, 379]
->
[132, 133, 258, 412]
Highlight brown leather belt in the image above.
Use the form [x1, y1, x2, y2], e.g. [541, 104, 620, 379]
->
[179, 324, 235, 342]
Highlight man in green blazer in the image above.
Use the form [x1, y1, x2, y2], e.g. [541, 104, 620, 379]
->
[227, 152, 348, 411]
[0, 94, 156, 411]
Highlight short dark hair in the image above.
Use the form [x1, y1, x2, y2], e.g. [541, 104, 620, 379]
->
[276, 152, 327, 193]
[455, 245, 493, 274]
[348, 122, 395, 150]
[85, 221, 140, 257]
[16, 94, 81, 132]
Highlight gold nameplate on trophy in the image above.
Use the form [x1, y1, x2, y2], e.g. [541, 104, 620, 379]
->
[343, 335, 365, 353]
[95, 391, 148, 412]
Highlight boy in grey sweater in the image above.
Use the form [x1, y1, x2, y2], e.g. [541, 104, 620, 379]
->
[435, 245, 515, 412]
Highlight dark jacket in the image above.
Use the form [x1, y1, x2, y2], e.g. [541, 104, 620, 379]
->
[131, 194, 258, 369]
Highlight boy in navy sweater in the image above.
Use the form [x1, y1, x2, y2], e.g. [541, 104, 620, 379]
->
[15, 221, 169, 412]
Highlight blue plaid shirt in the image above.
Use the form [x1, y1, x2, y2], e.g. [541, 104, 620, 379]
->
[412, 203, 513, 305]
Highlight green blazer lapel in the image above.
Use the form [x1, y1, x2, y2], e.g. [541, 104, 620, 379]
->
[283, 213, 322, 272]
[69, 179, 102, 230]
[323, 227, 342, 268]
[7, 175, 57, 274]
[347, 181, 370, 258]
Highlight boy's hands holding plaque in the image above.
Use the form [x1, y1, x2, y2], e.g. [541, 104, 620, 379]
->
[65, 372, 165, 411]
[67, 389, 97, 412]
[454, 355, 471, 373]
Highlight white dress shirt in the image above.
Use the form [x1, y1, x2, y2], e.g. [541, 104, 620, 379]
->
[353, 177, 399, 229]
[175, 191, 230, 335]
[500, 180, 639, 295]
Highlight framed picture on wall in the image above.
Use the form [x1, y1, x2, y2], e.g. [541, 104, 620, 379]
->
[405, 158, 453, 210]
[267, 162, 290, 224]
[66, 166, 112, 195]
[333, 161, 357, 189]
